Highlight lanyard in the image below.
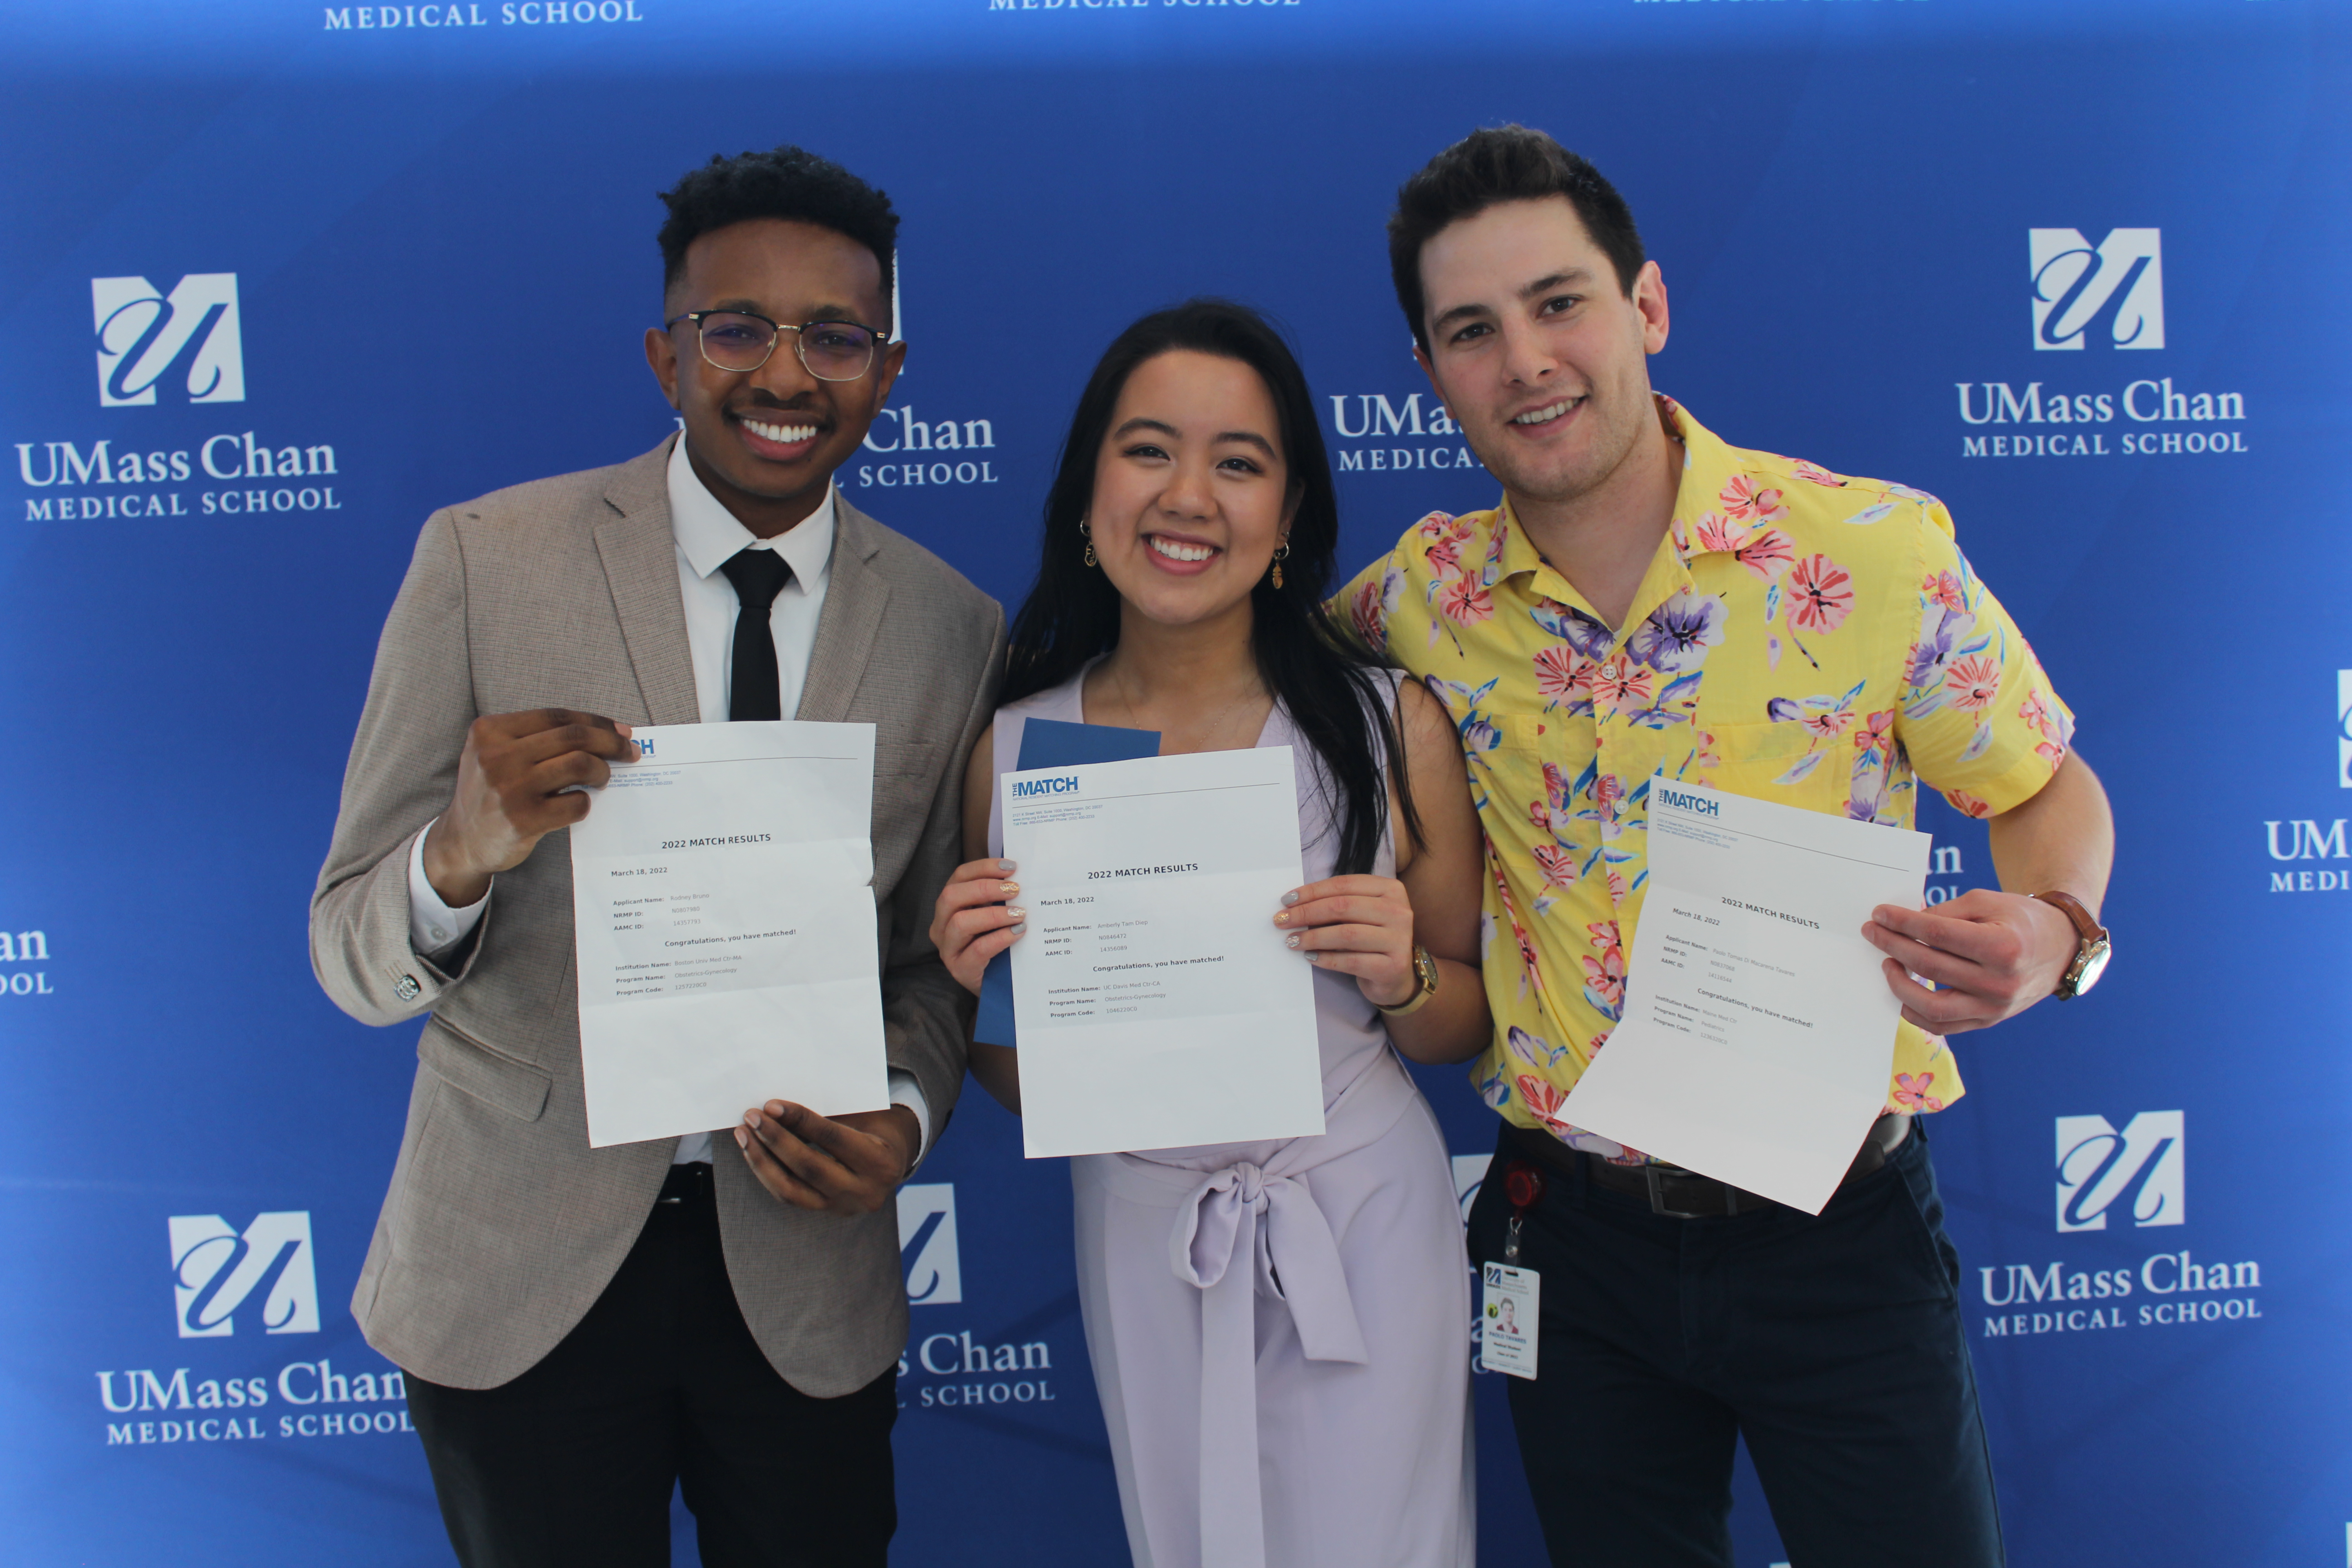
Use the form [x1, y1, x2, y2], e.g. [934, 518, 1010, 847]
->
[1502, 1161, 1545, 1263]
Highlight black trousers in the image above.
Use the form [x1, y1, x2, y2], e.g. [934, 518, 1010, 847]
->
[405, 1165, 897, 1568]
[1468, 1118, 2003, 1568]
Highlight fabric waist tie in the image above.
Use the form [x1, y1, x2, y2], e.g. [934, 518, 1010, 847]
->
[1088, 1051, 1421, 1568]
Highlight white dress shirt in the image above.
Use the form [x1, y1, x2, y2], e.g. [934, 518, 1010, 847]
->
[407, 436, 931, 1165]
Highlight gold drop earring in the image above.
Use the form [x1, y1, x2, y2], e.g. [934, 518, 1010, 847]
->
[1081, 519, 1097, 568]
[1269, 539, 1290, 591]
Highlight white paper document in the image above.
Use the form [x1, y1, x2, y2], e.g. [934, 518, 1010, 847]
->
[1559, 776, 1931, 1213]
[1000, 746, 1323, 1159]
[568, 721, 886, 1148]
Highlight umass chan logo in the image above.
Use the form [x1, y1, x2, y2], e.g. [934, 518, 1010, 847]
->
[2339, 670, 2352, 789]
[2055, 1111, 2182, 1232]
[897, 1182, 962, 1306]
[0, 926, 53, 998]
[1323, 393, 1486, 476]
[169, 1211, 321, 1338]
[2262, 813, 2348, 893]
[1974, 1110, 2264, 1342]
[1952, 230, 2253, 462]
[890, 1182, 1066, 1414]
[2029, 228, 2163, 352]
[92, 274, 244, 407]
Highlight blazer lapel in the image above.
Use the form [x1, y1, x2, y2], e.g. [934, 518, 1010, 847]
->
[798, 495, 892, 723]
[594, 438, 701, 727]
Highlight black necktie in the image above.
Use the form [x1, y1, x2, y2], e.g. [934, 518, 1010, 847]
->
[718, 548, 794, 721]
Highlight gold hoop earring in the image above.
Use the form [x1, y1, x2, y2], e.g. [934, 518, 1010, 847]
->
[1269, 539, 1290, 591]
[1080, 519, 1097, 569]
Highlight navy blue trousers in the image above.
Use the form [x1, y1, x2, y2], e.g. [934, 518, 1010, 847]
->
[1467, 1118, 2004, 1568]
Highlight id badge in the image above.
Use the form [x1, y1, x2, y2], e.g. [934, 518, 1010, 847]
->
[1480, 1262, 1539, 1379]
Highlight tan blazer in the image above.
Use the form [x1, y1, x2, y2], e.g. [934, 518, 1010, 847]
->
[310, 437, 1004, 1395]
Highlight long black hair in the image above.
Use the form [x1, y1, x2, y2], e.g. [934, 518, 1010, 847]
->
[1002, 299, 1420, 875]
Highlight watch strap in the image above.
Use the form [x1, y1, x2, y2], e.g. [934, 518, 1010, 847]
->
[2033, 890, 2109, 999]
[1378, 945, 1439, 1017]
[2033, 890, 2105, 944]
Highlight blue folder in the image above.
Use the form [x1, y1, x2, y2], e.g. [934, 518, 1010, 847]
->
[971, 717, 1161, 1049]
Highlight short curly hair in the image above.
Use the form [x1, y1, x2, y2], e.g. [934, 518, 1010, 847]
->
[657, 145, 898, 312]
[1387, 126, 1643, 354]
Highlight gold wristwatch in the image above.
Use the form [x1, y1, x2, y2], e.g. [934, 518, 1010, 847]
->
[1379, 945, 1441, 1017]
[2033, 891, 2112, 1000]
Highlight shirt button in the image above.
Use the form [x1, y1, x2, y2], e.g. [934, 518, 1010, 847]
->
[1601, 663, 1619, 680]
[431, 926, 448, 942]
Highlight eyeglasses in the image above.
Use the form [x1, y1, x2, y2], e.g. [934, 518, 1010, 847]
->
[663, 310, 888, 382]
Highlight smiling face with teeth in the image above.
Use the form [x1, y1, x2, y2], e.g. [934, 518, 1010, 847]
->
[645, 217, 904, 539]
[1411, 196, 1673, 528]
[1087, 349, 1301, 637]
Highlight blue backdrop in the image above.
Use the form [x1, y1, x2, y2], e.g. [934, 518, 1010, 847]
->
[4, 0, 2348, 1562]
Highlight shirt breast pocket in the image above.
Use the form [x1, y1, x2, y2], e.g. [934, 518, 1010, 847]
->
[1496, 712, 1564, 755]
[1697, 720, 1847, 811]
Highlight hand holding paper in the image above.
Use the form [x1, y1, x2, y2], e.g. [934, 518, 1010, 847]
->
[568, 720, 887, 1148]
[1559, 777, 1930, 1213]
[733, 1098, 918, 1215]
[1000, 745, 1322, 1158]
[424, 707, 642, 909]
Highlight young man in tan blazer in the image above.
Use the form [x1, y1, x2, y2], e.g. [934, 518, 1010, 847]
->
[310, 145, 1004, 1568]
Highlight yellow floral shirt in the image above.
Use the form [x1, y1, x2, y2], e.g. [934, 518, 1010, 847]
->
[1340, 397, 2074, 1159]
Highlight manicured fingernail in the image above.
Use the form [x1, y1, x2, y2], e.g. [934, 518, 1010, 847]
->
[1273, 911, 1289, 926]
[999, 859, 1016, 873]
[1000, 881, 1019, 897]
[1285, 933, 1301, 949]
[1006, 907, 1025, 921]
[1008, 922, 1025, 934]
[1282, 890, 1301, 906]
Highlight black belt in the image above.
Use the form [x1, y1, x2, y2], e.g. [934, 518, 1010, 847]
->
[657, 1161, 714, 1205]
[1502, 1114, 1909, 1219]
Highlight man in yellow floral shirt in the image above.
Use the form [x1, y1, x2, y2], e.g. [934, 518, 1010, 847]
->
[1344, 127, 2116, 1568]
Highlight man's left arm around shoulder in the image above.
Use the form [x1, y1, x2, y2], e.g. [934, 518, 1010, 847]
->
[734, 605, 1009, 1212]
[1862, 751, 2116, 1033]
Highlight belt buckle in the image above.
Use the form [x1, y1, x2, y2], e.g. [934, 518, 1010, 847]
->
[1643, 1165, 1715, 1220]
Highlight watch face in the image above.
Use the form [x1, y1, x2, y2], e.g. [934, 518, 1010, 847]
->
[2073, 941, 2112, 995]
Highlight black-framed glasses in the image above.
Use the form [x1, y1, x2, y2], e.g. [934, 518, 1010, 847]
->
[663, 310, 888, 382]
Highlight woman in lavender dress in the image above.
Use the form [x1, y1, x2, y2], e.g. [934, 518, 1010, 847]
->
[929, 302, 1492, 1568]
